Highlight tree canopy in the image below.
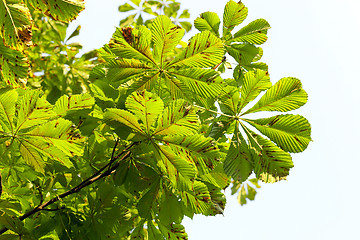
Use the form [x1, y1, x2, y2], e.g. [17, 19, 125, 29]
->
[0, 0, 311, 239]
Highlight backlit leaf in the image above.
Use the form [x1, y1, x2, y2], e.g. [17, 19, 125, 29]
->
[244, 114, 312, 153]
[169, 31, 223, 68]
[243, 77, 308, 115]
[151, 15, 185, 64]
[194, 12, 220, 36]
[26, 0, 85, 22]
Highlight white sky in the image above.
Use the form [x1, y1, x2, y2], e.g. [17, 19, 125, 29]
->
[68, 0, 360, 239]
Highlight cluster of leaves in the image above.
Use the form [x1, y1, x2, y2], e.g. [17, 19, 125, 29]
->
[118, 0, 192, 32]
[0, 0, 311, 239]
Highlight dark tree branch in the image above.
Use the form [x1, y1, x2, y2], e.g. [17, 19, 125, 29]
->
[0, 141, 136, 235]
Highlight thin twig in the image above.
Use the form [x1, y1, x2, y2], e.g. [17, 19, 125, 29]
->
[0, 143, 136, 235]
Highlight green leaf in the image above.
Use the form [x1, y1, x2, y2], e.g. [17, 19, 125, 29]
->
[158, 222, 188, 240]
[0, 39, 29, 87]
[151, 15, 185, 64]
[16, 90, 56, 131]
[219, 87, 240, 115]
[118, 3, 135, 12]
[137, 179, 161, 220]
[105, 58, 154, 83]
[126, 90, 164, 132]
[104, 108, 145, 134]
[244, 128, 294, 183]
[180, 180, 211, 214]
[66, 25, 81, 41]
[0, 88, 18, 132]
[108, 25, 156, 66]
[0, 0, 32, 49]
[53, 93, 95, 117]
[153, 99, 198, 136]
[231, 19, 270, 45]
[224, 126, 253, 182]
[160, 134, 219, 162]
[238, 70, 271, 111]
[170, 68, 224, 99]
[200, 167, 229, 189]
[159, 134, 220, 175]
[194, 12, 220, 36]
[243, 77, 308, 115]
[169, 31, 223, 68]
[179, 21, 192, 32]
[223, 0, 248, 34]
[244, 114, 312, 153]
[227, 44, 259, 65]
[26, 0, 85, 22]
[148, 221, 165, 240]
[157, 144, 196, 190]
[18, 118, 84, 171]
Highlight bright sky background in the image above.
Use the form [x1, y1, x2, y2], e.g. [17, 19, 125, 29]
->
[68, 0, 360, 239]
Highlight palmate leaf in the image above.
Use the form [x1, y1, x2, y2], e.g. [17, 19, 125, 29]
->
[169, 31, 224, 68]
[243, 77, 308, 115]
[0, 89, 89, 172]
[244, 128, 294, 183]
[151, 15, 185, 64]
[238, 70, 271, 111]
[100, 16, 224, 104]
[194, 11, 220, 36]
[126, 90, 164, 132]
[0, 0, 32, 49]
[223, 0, 248, 34]
[26, 0, 85, 22]
[244, 114, 312, 153]
[231, 18, 270, 45]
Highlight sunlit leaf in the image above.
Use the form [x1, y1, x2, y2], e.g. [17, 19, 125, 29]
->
[153, 99, 198, 136]
[26, 0, 85, 22]
[238, 70, 271, 111]
[152, 15, 185, 64]
[194, 12, 220, 36]
[244, 114, 312, 153]
[223, 0, 248, 34]
[126, 90, 163, 132]
[169, 31, 223, 68]
[243, 77, 308, 114]
[0, 1, 32, 49]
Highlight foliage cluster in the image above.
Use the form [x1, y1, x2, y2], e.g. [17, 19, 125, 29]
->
[0, 0, 311, 239]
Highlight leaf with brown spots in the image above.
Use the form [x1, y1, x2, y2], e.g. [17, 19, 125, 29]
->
[26, 0, 84, 23]
[169, 31, 223, 68]
[0, 0, 32, 49]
